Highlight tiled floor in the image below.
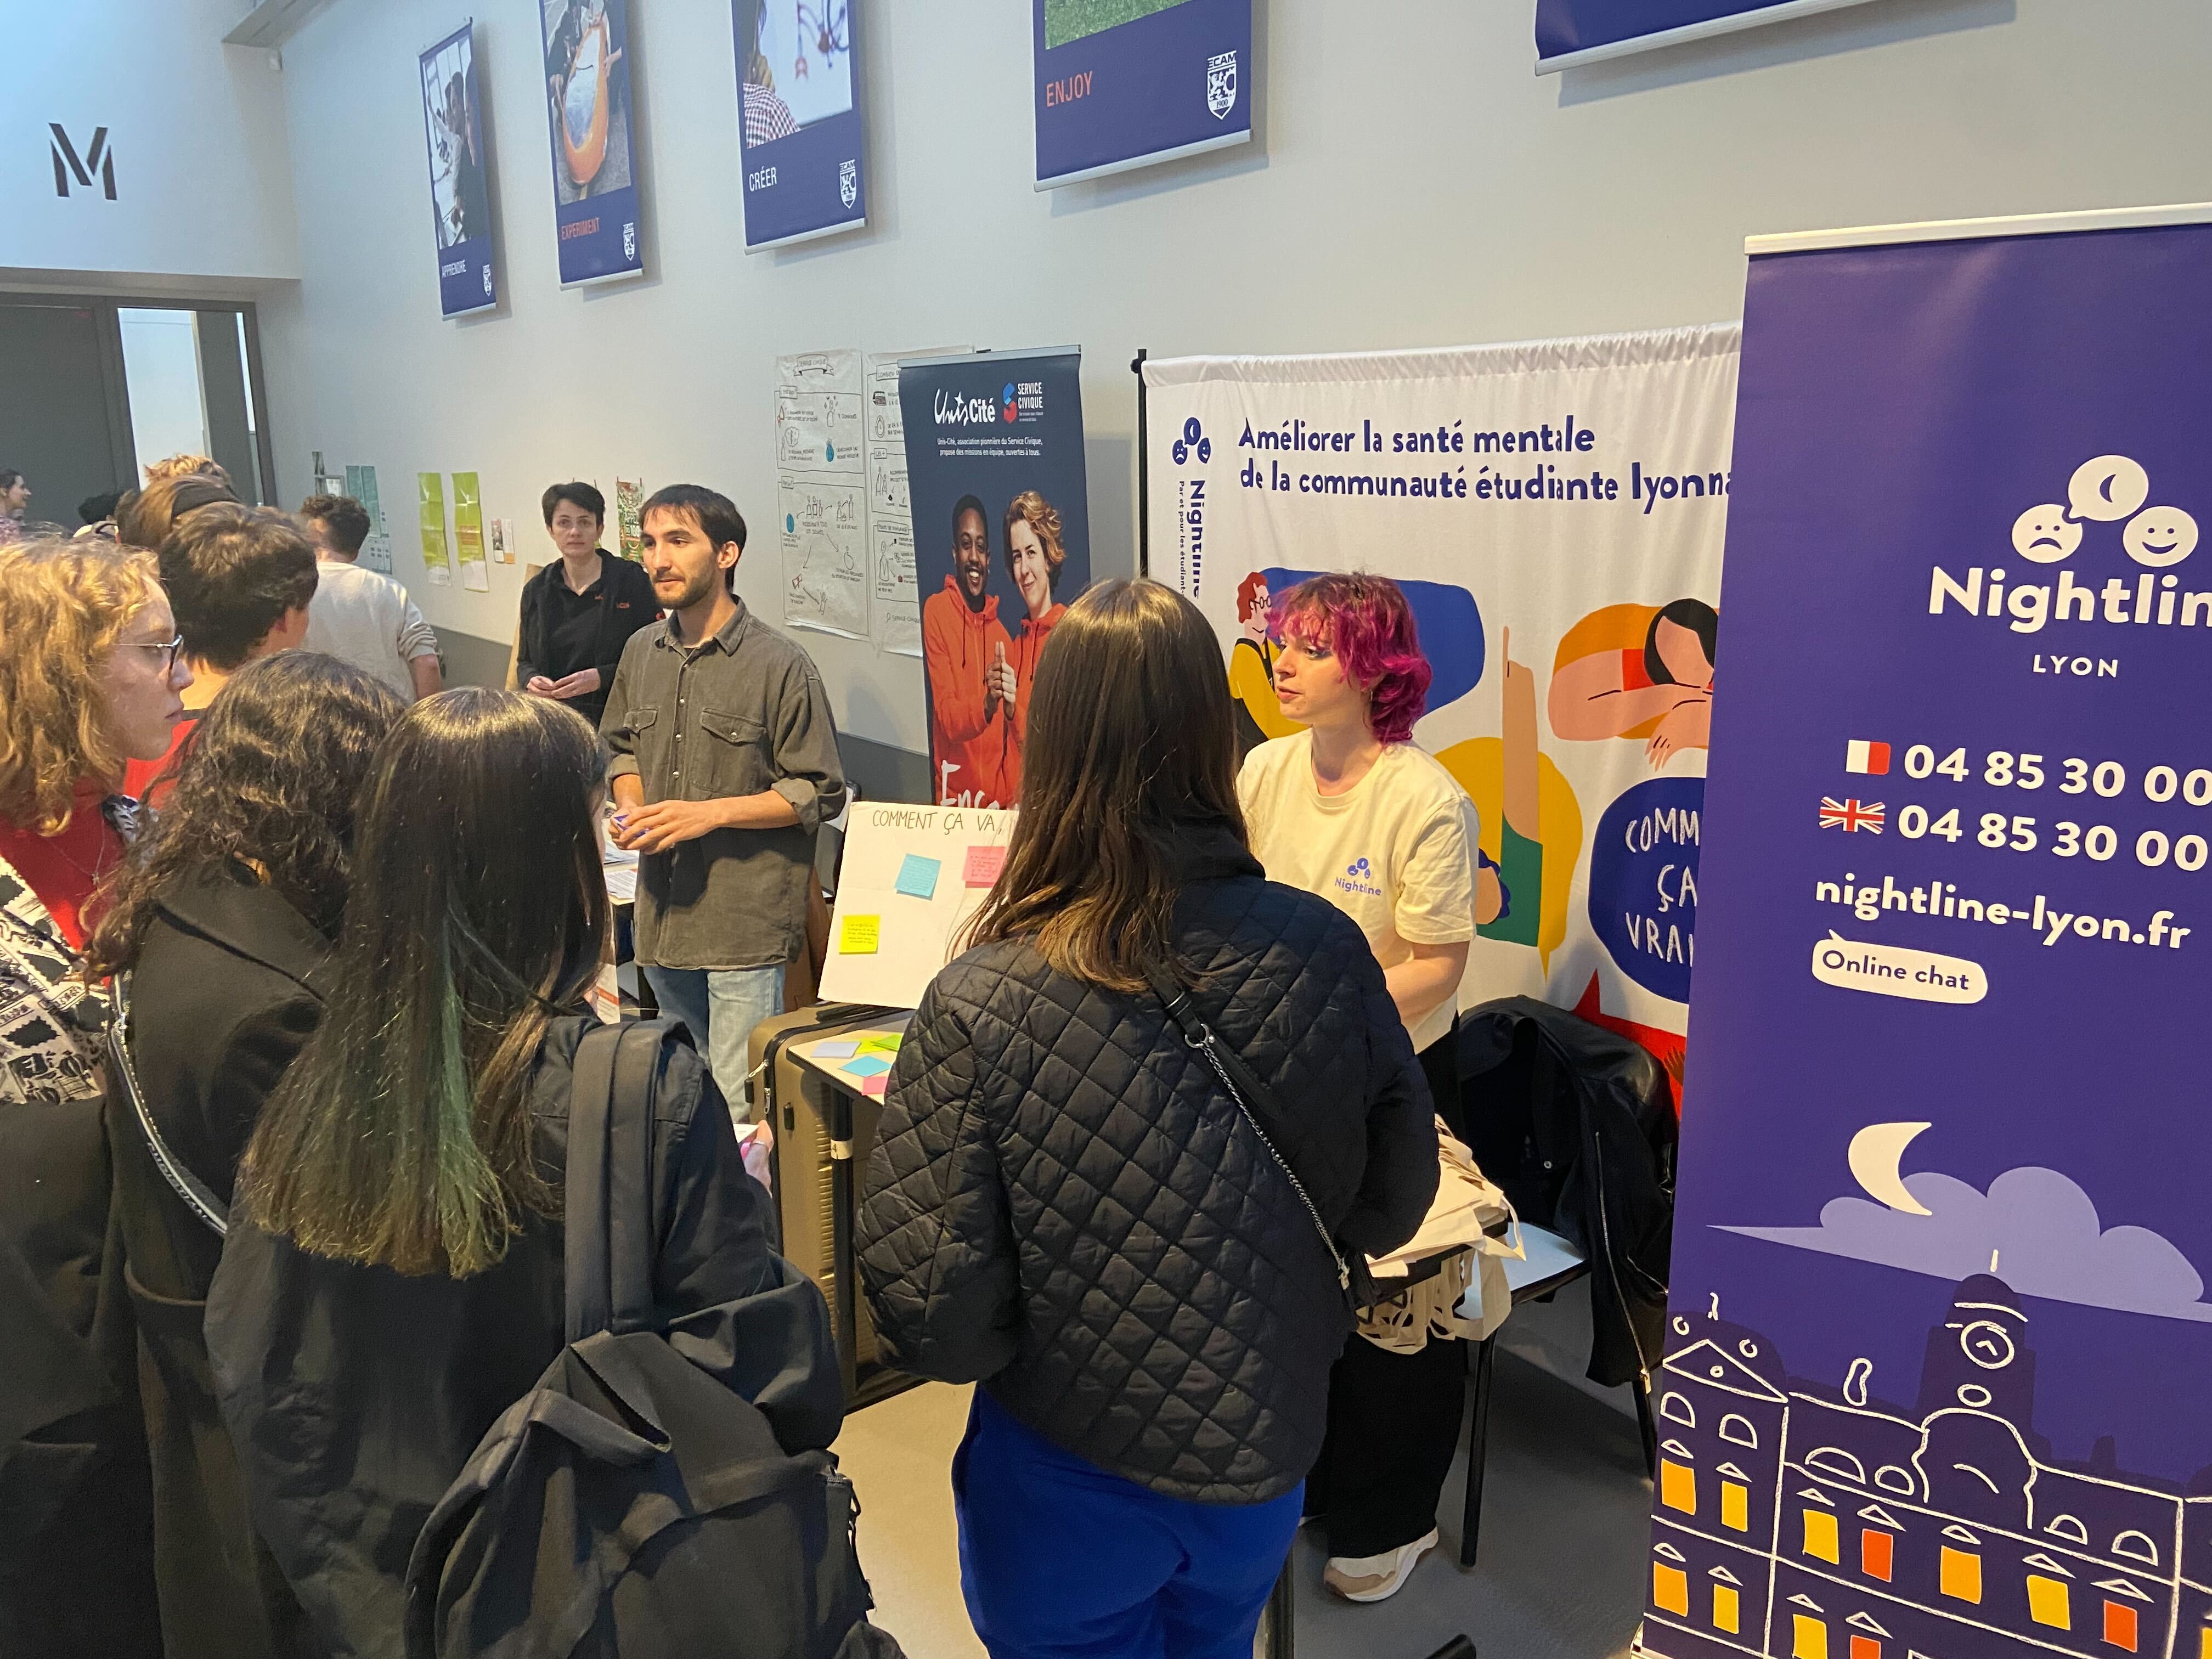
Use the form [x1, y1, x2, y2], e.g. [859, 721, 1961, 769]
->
[834, 1345, 1654, 1659]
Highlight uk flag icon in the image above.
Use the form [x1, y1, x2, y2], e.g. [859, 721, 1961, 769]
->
[1845, 738, 1891, 775]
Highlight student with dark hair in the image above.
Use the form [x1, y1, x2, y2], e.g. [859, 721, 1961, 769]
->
[921, 492, 1013, 806]
[602, 483, 845, 1114]
[127, 505, 319, 799]
[77, 489, 123, 537]
[517, 479, 658, 727]
[861, 578, 1436, 1658]
[205, 689, 840, 1658]
[299, 493, 442, 701]
[0, 469, 29, 541]
[86, 652, 406, 1659]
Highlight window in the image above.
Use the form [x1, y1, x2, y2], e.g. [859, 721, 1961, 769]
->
[2027, 1576, 2072, 1630]
[1661, 1392, 1696, 1427]
[1719, 1412, 1759, 1448]
[1713, 1584, 1740, 1634]
[1861, 1530, 1894, 1581]
[2046, 1515, 2090, 1545]
[1803, 1508, 1841, 1564]
[2112, 1531, 2160, 1567]
[1805, 1447, 1868, 1485]
[1793, 1614, 1829, 1659]
[1722, 1480, 1750, 1533]
[1661, 1459, 1697, 1515]
[1939, 1546, 1982, 1604]
[1849, 1638, 1881, 1659]
[1653, 1562, 1690, 1617]
[2102, 1600, 2138, 1652]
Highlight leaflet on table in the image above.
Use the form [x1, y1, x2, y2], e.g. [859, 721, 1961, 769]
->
[420, 24, 496, 316]
[453, 471, 489, 591]
[865, 347, 967, 658]
[732, 0, 866, 250]
[1535, 0, 1887, 72]
[1032, 0, 1251, 188]
[777, 351, 868, 640]
[542, 0, 645, 285]
[417, 471, 453, 585]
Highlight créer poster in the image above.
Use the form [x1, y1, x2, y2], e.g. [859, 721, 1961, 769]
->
[420, 23, 496, 315]
[777, 349, 868, 639]
[541, 0, 644, 284]
[1536, 0, 1889, 74]
[1032, 0, 1251, 188]
[733, 0, 866, 249]
[1637, 210, 2212, 1659]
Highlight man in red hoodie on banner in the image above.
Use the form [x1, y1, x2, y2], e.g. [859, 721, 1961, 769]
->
[922, 493, 1014, 806]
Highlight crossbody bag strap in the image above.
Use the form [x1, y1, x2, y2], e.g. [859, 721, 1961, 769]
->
[110, 974, 228, 1236]
[565, 1023, 621, 1345]
[1146, 967, 1351, 1297]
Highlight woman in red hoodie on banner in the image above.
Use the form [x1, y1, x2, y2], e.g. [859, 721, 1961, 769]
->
[989, 489, 1071, 805]
[922, 493, 1014, 806]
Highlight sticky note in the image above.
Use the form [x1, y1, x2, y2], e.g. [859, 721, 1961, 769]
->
[896, 854, 942, 900]
[839, 914, 880, 954]
[840, 1054, 894, 1079]
[859, 1032, 903, 1055]
[811, 1040, 860, 1059]
[964, 844, 1008, 887]
[860, 1074, 889, 1098]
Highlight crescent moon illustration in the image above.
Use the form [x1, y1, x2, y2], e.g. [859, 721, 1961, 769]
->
[1848, 1121, 1934, 1216]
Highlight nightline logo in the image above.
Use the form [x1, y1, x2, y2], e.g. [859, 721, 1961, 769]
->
[50, 124, 116, 200]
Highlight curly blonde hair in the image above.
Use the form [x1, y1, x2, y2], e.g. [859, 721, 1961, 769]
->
[0, 538, 161, 833]
[144, 453, 231, 489]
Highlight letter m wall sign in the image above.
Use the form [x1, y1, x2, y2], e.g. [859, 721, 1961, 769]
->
[51, 125, 116, 200]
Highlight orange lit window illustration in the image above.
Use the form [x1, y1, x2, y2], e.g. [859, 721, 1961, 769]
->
[2101, 1600, 2138, 1652]
[1653, 1562, 1689, 1617]
[1802, 1507, 1840, 1563]
[1712, 1584, 1740, 1634]
[1938, 1545, 1982, 1604]
[1860, 1530, 1893, 1581]
[1722, 1480, 1749, 1532]
[1849, 1636, 1881, 1659]
[2196, 1622, 2210, 1659]
[1792, 1613, 1829, 1659]
[1660, 1459, 1696, 1515]
[2027, 1575, 2072, 1630]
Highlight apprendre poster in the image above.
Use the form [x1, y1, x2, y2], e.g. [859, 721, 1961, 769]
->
[541, 0, 644, 284]
[733, 0, 866, 248]
[419, 23, 495, 315]
[1535, 0, 1889, 72]
[1033, 0, 1250, 188]
[1636, 213, 2212, 1659]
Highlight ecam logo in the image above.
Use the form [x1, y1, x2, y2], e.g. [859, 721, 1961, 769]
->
[1172, 417, 1212, 467]
[1001, 382, 1019, 425]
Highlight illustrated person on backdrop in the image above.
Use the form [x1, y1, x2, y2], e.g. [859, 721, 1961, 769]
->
[601, 484, 845, 1115]
[204, 690, 842, 1658]
[126, 505, 318, 802]
[299, 493, 443, 701]
[0, 469, 31, 541]
[517, 481, 659, 728]
[921, 493, 1013, 807]
[860, 578, 1437, 1659]
[989, 489, 1070, 804]
[0, 537, 191, 1656]
[1238, 572, 1480, 1604]
[1477, 626, 1545, 947]
[1229, 570, 1302, 758]
[84, 652, 405, 1659]
[1548, 597, 1717, 770]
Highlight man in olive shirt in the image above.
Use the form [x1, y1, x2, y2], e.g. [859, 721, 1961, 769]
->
[602, 484, 846, 1113]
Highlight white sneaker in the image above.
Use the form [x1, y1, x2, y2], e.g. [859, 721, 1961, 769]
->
[1323, 1529, 1439, 1602]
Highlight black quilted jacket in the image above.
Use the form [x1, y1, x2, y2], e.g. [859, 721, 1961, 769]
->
[857, 826, 1438, 1504]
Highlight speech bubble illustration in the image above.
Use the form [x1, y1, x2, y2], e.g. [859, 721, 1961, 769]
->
[2010, 504, 2083, 563]
[2123, 505, 2199, 568]
[2068, 454, 2151, 522]
[1810, 932, 1987, 1005]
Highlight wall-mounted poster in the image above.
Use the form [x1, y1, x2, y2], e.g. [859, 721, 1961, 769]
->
[1535, 0, 1888, 74]
[1635, 207, 2212, 1659]
[1032, 0, 1250, 189]
[733, 0, 865, 249]
[899, 349, 1092, 808]
[420, 23, 496, 315]
[417, 471, 453, 585]
[541, 0, 643, 284]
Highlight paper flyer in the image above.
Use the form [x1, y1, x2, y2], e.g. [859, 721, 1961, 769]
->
[346, 464, 394, 573]
[864, 347, 966, 658]
[777, 350, 870, 639]
[453, 471, 489, 591]
[417, 471, 453, 585]
[614, 476, 645, 562]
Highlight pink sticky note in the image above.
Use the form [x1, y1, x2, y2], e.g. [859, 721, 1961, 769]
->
[861, 1073, 889, 1098]
[964, 844, 1008, 887]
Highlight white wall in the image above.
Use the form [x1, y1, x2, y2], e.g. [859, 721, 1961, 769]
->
[261, 0, 2212, 755]
[1, 0, 298, 290]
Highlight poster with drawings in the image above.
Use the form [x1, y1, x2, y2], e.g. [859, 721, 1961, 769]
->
[777, 350, 868, 638]
[864, 347, 964, 657]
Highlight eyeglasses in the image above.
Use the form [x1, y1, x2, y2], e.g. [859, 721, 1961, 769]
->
[123, 634, 186, 674]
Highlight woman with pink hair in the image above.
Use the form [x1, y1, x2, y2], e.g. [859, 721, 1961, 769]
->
[1235, 570, 1476, 1604]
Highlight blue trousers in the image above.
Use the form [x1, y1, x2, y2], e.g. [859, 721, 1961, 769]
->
[640, 962, 782, 1119]
[952, 1391, 1301, 1659]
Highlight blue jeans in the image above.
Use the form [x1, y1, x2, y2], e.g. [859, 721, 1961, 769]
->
[952, 1391, 1301, 1659]
[641, 963, 783, 1120]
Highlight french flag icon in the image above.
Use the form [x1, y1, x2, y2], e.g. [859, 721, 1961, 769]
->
[1846, 739, 1892, 775]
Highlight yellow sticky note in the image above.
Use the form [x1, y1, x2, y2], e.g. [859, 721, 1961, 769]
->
[839, 914, 881, 955]
[859, 1032, 903, 1054]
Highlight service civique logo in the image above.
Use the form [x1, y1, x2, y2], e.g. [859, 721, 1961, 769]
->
[1171, 416, 1213, 596]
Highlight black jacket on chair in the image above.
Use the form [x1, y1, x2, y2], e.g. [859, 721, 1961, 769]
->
[117, 860, 332, 1658]
[857, 825, 1438, 1506]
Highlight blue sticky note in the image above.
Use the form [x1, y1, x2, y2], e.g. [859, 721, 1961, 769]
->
[895, 854, 941, 900]
[840, 1054, 894, 1080]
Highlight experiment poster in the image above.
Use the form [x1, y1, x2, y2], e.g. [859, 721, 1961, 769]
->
[420, 24, 496, 315]
[1637, 221, 2212, 1659]
[733, 0, 865, 249]
[899, 349, 1092, 809]
[1146, 330, 1737, 1092]
[1535, 0, 1887, 71]
[541, 0, 643, 284]
[1033, 0, 1250, 188]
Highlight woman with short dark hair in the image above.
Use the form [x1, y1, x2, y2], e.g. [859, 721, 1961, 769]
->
[860, 578, 1437, 1657]
[516, 480, 658, 727]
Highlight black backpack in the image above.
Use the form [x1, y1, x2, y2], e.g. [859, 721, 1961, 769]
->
[401, 1020, 902, 1659]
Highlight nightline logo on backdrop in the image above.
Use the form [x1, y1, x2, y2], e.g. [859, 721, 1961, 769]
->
[50, 124, 116, 200]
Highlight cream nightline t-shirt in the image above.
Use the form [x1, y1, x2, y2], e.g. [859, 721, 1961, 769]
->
[1237, 731, 1477, 1052]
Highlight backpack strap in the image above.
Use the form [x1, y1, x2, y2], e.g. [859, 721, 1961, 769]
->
[565, 1019, 670, 1345]
[565, 1024, 619, 1345]
[109, 974, 229, 1236]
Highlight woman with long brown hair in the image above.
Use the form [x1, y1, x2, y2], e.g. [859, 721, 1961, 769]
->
[859, 578, 1437, 1658]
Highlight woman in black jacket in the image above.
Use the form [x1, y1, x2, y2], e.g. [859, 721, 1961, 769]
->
[205, 689, 839, 1659]
[858, 579, 1437, 1659]
[85, 651, 407, 1659]
[516, 481, 659, 728]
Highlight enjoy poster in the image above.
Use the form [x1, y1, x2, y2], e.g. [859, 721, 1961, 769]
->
[1145, 329, 1739, 1091]
[1032, 0, 1250, 188]
[1636, 213, 2212, 1659]
[420, 23, 496, 315]
[733, 0, 866, 249]
[899, 348, 1091, 809]
[541, 0, 643, 284]
[1535, 0, 1889, 72]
